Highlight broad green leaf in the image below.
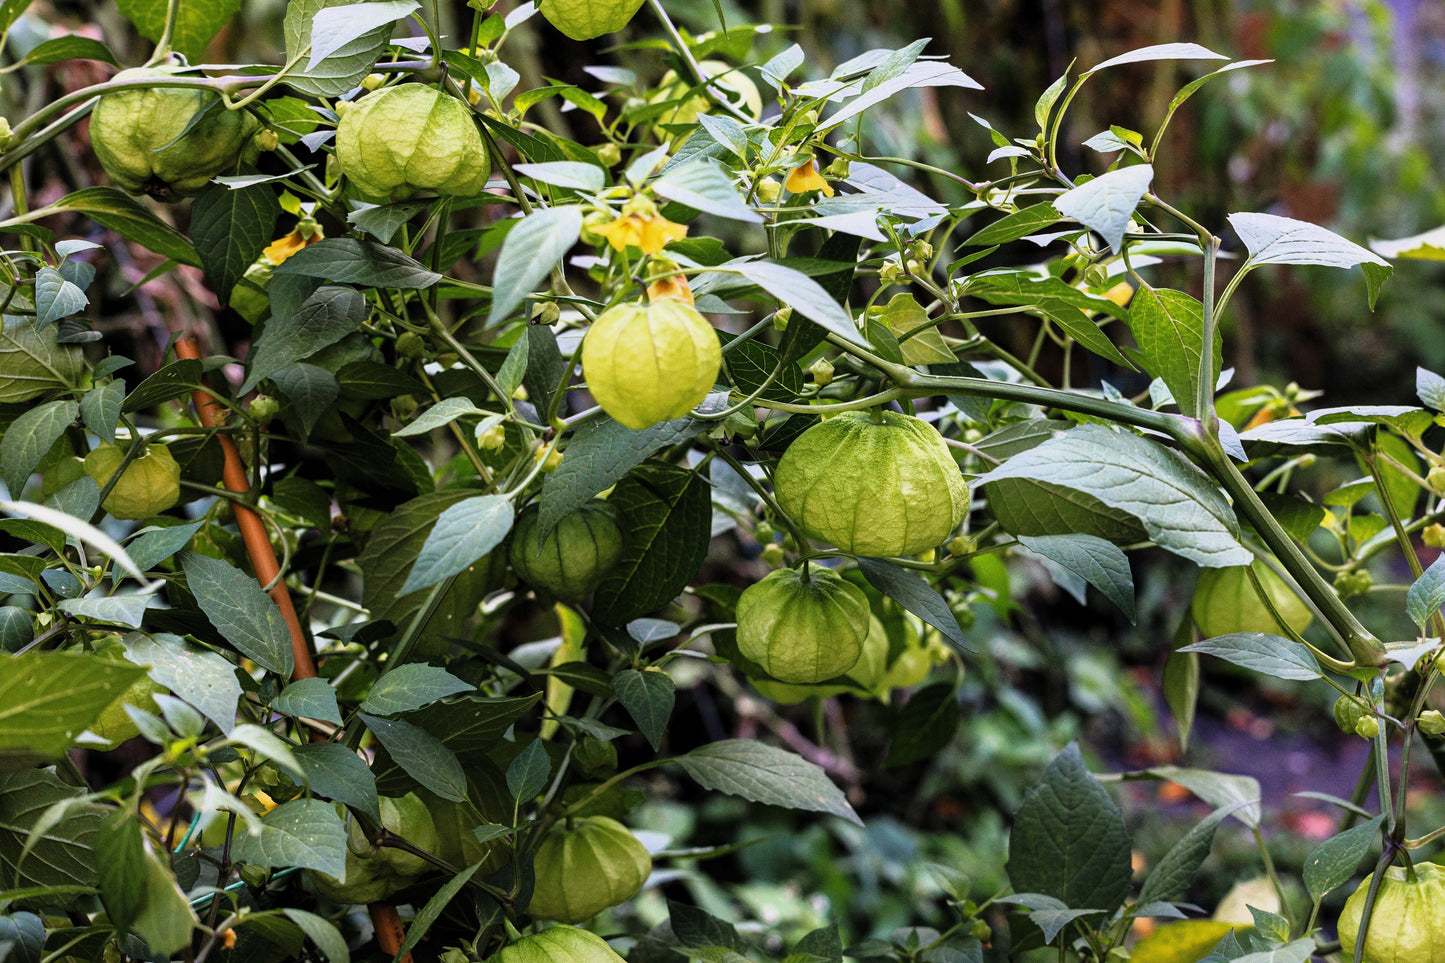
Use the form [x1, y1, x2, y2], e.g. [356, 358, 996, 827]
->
[1129, 766, 1261, 828]
[398, 495, 514, 596]
[129, 838, 198, 955]
[283, 0, 392, 97]
[293, 743, 379, 823]
[228, 723, 306, 784]
[1179, 633, 1321, 681]
[669, 901, 749, 954]
[0, 500, 149, 585]
[79, 379, 125, 444]
[360, 665, 473, 715]
[230, 799, 347, 876]
[1371, 225, 1445, 261]
[241, 284, 367, 394]
[273, 678, 342, 725]
[1406, 554, 1445, 631]
[392, 397, 489, 438]
[115, 0, 240, 63]
[1, 400, 77, 496]
[0, 768, 103, 889]
[1228, 212, 1392, 309]
[1017, 534, 1136, 623]
[0, 652, 142, 768]
[856, 558, 968, 650]
[732, 260, 864, 347]
[965, 273, 1132, 368]
[347, 201, 428, 243]
[123, 632, 242, 735]
[591, 464, 712, 625]
[818, 60, 980, 132]
[523, 322, 569, 415]
[48, 187, 201, 266]
[1418, 367, 1445, 411]
[0, 913, 44, 961]
[613, 668, 674, 751]
[12, 34, 117, 67]
[1053, 165, 1153, 253]
[963, 202, 1063, 246]
[1129, 286, 1215, 419]
[724, 338, 804, 403]
[876, 293, 954, 365]
[677, 739, 861, 824]
[273, 238, 440, 288]
[191, 180, 281, 307]
[1304, 815, 1383, 904]
[538, 401, 714, 542]
[281, 909, 351, 963]
[505, 738, 551, 801]
[122, 358, 205, 412]
[307, 0, 417, 68]
[486, 206, 583, 326]
[885, 682, 961, 766]
[387, 863, 478, 962]
[360, 713, 466, 802]
[514, 161, 607, 191]
[778, 234, 862, 366]
[33, 267, 87, 327]
[0, 315, 84, 401]
[181, 553, 295, 677]
[269, 363, 339, 437]
[55, 595, 151, 628]
[1034, 69, 1069, 130]
[654, 160, 763, 223]
[1136, 804, 1237, 907]
[1005, 743, 1132, 918]
[1004, 894, 1100, 944]
[1085, 43, 1228, 74]
[978, 425, 1251, 568]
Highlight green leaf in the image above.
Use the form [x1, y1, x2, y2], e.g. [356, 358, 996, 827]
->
[281, 908, 351, 963]
[778, 234, 860, 366]
[50, 187, 200, 266]
[1005, 894, 1099, 944]
[515, 161, 607, 191]
[1128, 766, 1261, 828]
[1017, 534, 1135, 623]
[293, 743, 379, 823]
[1085, 43, 1228, 74]
[115, 0, 239, 63]
[1180, 633, 1322, 681]
[965, 273, 1132, 368]
[724, 337, 804, 402]
[855, 558, 968, 650]
[963, 202, 1062, 247]
[978, 425, 1252, 568]
[121, 358, 204, 412]
[1228, 212, 1392, 309]
[818, 60, 980, 133]
[393, 397, 489, 438]
[387, 863, 477, 963]
[654, 161, 763, 223]
[269, 364, 339, 437]
[79, 379, 125, 444]
[0, 912, 44, 961]
[486, 206, 583, 326]
[55, 595, 151, 629]
[360, 713, 466, 802]
[670, 901, 749, 955]
[1034, 69, 1069, 130]
[398, 495, 514, 596]
[241, 285, 367, 394]
[677, 739, 861, 824]
[1406, 553, 1445, 631]
[1302, 815, 1383, 903]
[885, 682, 960, 767]
[505, 738, 551, 802]
[591, 464, 712, 625]
[283, 0, 393, 97]
[230, 798, 347, 876]
[1128, 287, 1215, 419]
[0, 652, 142, 769]
[33, 267, 86, 327]
[1136, 804, 1237, 907]
[12, 34, 117, 67]
[307, 0, 417, 68]
[360, 665, 473, 715]
[123, 632, 242, 735]
[0, 768, 102, 889]
[347, 201, 428, 244]
[181, 553, 295, 677]
[1, 400, 76, 496]
[876, 293, 955, 365]
[538, 411, 709, 541]
[228, 723, 307, 784]
[191, 180, 281, 307]
[732, 260, 864, 347]
[274, 238, 440, 289]
[130, 841, 199, 955]
[273, 678, 342, 725]
[1053, 165, 1153, 253]
[1006, 743, 1132, 918]
[613, 668, 674, 751]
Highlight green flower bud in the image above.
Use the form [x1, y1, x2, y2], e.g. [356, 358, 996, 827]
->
[1354, 715, 1380, 740]
[594, 142, 622, 167]
[248, 395, 281, 425]
[395, 330, 426, 359]
[1418, 709, 1445, 738]
[1426, 524, 1445, 549]
[254, 128, 279, 152]
[760, 543, 786, 567]
[808, 357, 835, 387]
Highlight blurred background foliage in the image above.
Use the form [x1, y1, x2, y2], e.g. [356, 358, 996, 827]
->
[9, 0, 1445, 952]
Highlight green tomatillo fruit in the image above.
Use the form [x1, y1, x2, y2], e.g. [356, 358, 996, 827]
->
[528, 816, 652, 923]
[1337, 862, 1445, 963]
[751, 612, 889, 703]
[86, 636, 168, 750]
[486, 926, 628, 963]
[539, 0, 647, 41]
[89, 65, 259, 201]
[1191, 559, 1312, 638]
[773, 411, 969, 557]
[581, 299, 721, 430]
[335, 84, 489, 201]
[509, 500, 625, 603]
[310, 793, 439, 904]
[0, 316, 85, 402]
[83, 443, 181, 520]
[736, 566, 870, 684]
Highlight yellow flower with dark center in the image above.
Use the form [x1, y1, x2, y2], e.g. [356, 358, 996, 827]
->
[594, 210, 687, 254]
[786, 158, 834, 197]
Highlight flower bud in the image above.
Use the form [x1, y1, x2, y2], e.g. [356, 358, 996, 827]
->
[254, 128, 279, 152]
[594, 142, 622, 167]
[760, 543, 786, 567]
[1418, 709, 1445, 738]
[477, 423, 507, 451]
[1426, 524, 1445, 549]
[772, 306, 792, 330]
[395, 331, 426, 359]
[1354, 715, 1380, 740]
[755, 177, 781, 203]
[360, 73, 386, 91]
[532, 302, 561, 325]
[1430, 465, 1445, 496]
[808, 357, 835, 387]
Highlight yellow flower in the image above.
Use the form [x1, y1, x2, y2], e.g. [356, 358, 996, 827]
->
[646, 274, 695, 306]
[785, 158, 834, 197]
[594, 211, 688, 255]
[261, 217, 324, 265]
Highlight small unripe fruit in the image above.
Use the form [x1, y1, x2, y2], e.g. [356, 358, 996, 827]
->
[509, 501, 625, 603]
[1192, 560, 1312, 638]
[1354, 715, 1381, 740]
[478, 423, 508, 451]
[395, 331, 426, 359]
[310, 794, 439, 904]
[736, 566, 870, 684]
[1429, 465, 1445, 496]
[1334, 695, 1370, 735]
[528, 817, 652, 922]
[248, 396, 280, 425]
[83, 443, 181, 520]
[754, 521, 776, 543]
[594, 143, 622, 167]
[760, 543, 785, 567]
[1418, 710, 1445, 737]
[253, 128, 279, 152]
[581, 300, 721, 430]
